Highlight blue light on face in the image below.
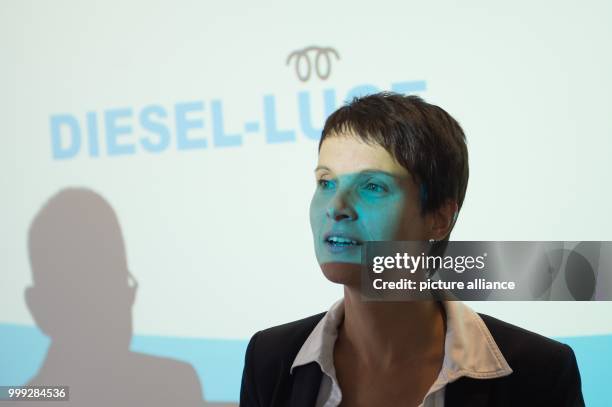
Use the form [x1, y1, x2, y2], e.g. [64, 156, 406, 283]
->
[309, 171, 410, 267]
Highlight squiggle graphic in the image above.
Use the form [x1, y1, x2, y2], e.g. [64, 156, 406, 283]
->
[286, 46, 341, 82]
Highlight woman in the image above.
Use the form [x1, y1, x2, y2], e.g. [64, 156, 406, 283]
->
[240, 92, 583, 407]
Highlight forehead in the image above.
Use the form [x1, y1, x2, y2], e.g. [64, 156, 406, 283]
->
[317, 132, 409, 177]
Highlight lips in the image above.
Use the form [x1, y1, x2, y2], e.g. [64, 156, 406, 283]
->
[323, 231, 362, 249]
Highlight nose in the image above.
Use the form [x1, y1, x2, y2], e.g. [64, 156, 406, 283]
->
[326, 192, 357, 221]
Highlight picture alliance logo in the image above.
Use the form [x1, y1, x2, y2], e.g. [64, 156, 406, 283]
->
[48, 45, 425, 160]
[286, 45, 341, 82]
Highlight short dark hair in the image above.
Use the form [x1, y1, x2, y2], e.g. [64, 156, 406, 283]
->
[320, 92, 469, 218]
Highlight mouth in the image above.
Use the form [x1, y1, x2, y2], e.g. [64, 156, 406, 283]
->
[323, 233, 362, 251]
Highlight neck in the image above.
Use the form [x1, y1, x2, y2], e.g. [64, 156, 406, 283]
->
[339, 285, 446, 368]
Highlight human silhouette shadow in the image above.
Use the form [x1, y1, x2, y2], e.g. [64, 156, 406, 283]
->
[22, 188, 236, 406]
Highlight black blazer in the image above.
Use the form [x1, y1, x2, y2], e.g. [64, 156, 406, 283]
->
[240, 312, 584, 407]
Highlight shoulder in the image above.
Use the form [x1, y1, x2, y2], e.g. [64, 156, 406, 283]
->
[479, 312, 576, 369]
[247, 312, 326, 368]
[476, 313, 584, 405]
[240, 312, 326, 406]
[257, 312, 327, 341]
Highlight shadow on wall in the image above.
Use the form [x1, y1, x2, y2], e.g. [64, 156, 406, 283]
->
[21, 188, 236, 407]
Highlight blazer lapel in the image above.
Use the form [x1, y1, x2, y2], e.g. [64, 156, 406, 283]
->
[444, 377, 493, 407]
[289, 362, 323, 407]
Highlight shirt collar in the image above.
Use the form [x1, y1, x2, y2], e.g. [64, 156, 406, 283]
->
[290, 299, 513, 383]
[291, 298, 345, 377]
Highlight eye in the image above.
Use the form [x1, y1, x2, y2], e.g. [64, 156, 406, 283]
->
[317, 179, 335, 190]
[363, 182, 387, 193]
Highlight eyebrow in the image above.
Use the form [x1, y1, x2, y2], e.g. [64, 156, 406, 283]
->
[314, 166, 405, 180]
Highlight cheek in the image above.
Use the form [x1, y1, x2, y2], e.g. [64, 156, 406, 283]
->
[309, 192, 325, 235]
[357, 199, 405, 239]
[361, 212, 400, 240]
[396, 216, 427, 240]
[395, 205, 428, 240]
[359, 196, 424, 240]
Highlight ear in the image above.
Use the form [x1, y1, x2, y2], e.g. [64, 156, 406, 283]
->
[428, 200, 459, 241]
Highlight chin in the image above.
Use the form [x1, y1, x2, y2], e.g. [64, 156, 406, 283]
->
[320, 262, 362, 287]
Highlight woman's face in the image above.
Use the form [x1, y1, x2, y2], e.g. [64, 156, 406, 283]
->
[309, 132, 431, 285]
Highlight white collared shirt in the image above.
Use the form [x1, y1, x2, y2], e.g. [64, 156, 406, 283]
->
[290, 300, 513, 407]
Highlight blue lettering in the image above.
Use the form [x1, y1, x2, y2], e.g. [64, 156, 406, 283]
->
[263, 95, 295, 143]
[211, 100, 242, 147]
[345, 84, 380, 102]
[105, 108, 135, 156]
[175, 101, 207, 150]
[298, 89, 336, 140]
[50, 114, 81, 160]
[86, 112, 99, 157]
[140, 105, 170, 153]
[391, 81, 427, 95]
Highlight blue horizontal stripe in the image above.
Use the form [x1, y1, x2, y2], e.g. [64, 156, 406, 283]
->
[0, 323, 610, 404]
